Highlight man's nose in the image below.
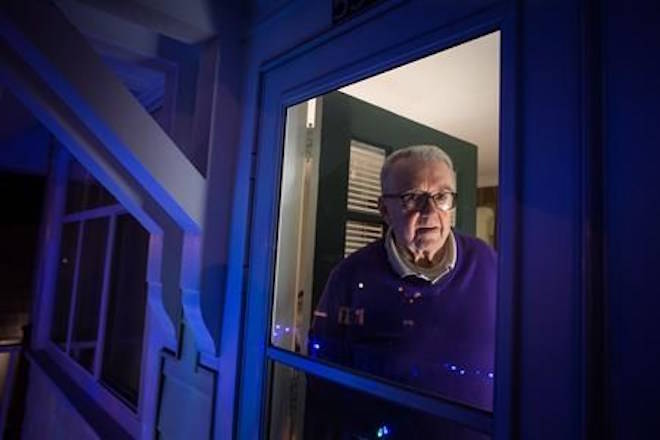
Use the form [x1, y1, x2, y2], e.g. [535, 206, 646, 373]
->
[420, 194, 436, 214]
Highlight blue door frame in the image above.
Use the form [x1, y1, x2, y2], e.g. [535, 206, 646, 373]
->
[234, 2, 520, 439]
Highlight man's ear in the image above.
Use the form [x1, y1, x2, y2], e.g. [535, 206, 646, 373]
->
[378, 197, 390, 225]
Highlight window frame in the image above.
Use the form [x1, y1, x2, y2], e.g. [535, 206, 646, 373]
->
[236, 3, 519, 439]
[54, 203, 122, 381]
[34, 149, 170, 438]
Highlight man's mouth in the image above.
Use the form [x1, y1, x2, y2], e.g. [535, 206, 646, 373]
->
[416, 226, 438, 234]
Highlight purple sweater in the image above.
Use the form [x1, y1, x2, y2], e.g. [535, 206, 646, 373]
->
[310, 231, 497, 411]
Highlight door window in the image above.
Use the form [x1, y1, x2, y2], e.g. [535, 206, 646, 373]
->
[269, 31, 501, 437]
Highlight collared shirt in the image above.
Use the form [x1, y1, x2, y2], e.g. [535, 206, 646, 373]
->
[384, 228, 457, 284]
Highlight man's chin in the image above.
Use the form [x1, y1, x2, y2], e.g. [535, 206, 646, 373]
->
[413, 233, 447, 252]
[414, 227, 441, 240]
[413, 237, 441, 250]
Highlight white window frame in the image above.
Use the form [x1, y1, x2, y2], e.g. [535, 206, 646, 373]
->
[33, 148, 170, 438]
[55, 203, 123, 381]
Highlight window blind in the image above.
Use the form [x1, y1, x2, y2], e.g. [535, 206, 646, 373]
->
[344, 220, 384, 257]
[347, 141, 385, 215]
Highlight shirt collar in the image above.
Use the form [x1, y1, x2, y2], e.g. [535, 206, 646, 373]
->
[384, 228, 457, 284]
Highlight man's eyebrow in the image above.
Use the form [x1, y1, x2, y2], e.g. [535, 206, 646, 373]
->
[391, 182, 455, 193]
[402, 186, 454, 193]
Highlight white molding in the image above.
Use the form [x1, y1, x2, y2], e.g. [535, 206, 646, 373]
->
[137, 233, 173, 439]
[93, 214, 116, 379]
[180, 233, 216, 356]
[44, 342, 141, 436]
[62, 204, 125, 223]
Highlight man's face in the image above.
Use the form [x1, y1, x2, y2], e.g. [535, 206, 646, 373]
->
[380, 158, 455, 260]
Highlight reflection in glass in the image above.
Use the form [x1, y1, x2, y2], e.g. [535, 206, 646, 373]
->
[269, 362, 489, 440]
[50, 221, 80, 349]
[271, 32, 500, 412]
[70, 218, 109, 371]
[101, 214, 149, 406]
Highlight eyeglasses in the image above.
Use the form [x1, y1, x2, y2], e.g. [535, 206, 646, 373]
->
[381, 191, 457, 212]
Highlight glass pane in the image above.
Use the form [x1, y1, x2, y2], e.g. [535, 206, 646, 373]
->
[271, 32, 500, 411]
[50, 221, 80, 349]
[101, 214, 149, 406]
[70, 217, 109, 371]
[268, 362, 489, 440]
[66, 159, 117, 214]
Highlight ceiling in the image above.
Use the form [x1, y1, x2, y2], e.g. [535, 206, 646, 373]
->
[341, 32, 500, 188]
[56, 0, 219, 44]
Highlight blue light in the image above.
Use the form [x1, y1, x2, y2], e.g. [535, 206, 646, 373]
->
[459, 369, 465, 375]
[377, 425, 390, 437]
[285, 327, 290, 332]
[312, 343, 320, 350]
[450, 365, 457, 371]
[488, 372, 494, 379]
[275, 324, 281, 329]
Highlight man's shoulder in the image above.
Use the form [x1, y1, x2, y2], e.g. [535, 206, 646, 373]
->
[331, 238, 387, 275]
[321, 238, 390, 298]
[340, 237, 386, 264]
[454, 231, 497, 263]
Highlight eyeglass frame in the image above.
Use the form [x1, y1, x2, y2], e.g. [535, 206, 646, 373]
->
[380, 191, 458, 212]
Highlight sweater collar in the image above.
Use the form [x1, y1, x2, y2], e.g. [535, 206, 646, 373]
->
[384, 228, 457, 284]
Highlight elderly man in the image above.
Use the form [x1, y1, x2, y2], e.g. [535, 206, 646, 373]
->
[309, 145, 497, 413]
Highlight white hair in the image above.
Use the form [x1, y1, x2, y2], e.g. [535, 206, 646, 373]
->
[380, 144, 456, 192]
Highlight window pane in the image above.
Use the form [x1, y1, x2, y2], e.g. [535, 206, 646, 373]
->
[271, 32, 500, 411]
[101, 214, 149, 405]
[66, 159, 117, 214]
[70, 217, 109, 371]
[268, 362, 489, 440]
[50, 221, 80, 349]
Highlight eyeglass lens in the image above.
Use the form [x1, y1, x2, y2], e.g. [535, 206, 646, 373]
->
[402, 193, 454, 211]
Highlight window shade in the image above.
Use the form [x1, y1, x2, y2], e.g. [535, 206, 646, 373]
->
[344, 220, 383, 257]
[347, 141, 385, 215]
